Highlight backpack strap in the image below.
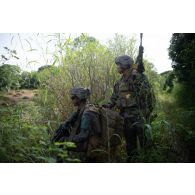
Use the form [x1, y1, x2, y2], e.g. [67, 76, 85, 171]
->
[69, 106, 86, 140]
[83, 104, 100, 115]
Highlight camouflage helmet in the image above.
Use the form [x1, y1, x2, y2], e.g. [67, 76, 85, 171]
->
[70, 87, 91, 100]
[115, 55, 134, 69]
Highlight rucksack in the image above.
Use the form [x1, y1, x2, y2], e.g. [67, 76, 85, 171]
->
[84, 104, 124, 161]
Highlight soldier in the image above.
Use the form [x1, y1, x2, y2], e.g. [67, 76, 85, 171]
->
[52, 87, 101, 162]
[103, 55, 154, 161]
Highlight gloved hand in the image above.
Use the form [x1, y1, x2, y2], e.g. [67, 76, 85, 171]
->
[101, 104, 113, 109]
[51, 124, 70, 143]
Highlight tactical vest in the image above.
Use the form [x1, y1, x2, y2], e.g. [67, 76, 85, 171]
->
[114, 69, 155, 121]
[114, 69, 140, 118]
[116, 77, 137, 108]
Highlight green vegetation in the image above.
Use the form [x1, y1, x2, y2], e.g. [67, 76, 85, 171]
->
[0, 33, 194, 162]
[0, 64, 21, 91]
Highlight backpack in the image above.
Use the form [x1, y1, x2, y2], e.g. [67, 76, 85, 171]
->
[84, 104, 124, 162]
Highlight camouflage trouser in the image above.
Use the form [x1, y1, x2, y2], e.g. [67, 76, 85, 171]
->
[123, 116, 144, 159]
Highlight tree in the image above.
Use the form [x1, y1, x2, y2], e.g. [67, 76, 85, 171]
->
[73, 34, 97, 49]
[169, 33, 195, 86]
[168, 34, 195, 162]
[107, 33, 138, 61]
[0, 64, 21, 91]
[160, 70, 176, 93]
[20, 71, 31, 89]
[20, 71, 40, 89]
[38, 65, 53, 72]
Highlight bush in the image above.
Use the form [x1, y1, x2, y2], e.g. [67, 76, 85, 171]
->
[0, 102, 79, 162]
[0, 64, 21, 91]
[20, 71, 40, 89]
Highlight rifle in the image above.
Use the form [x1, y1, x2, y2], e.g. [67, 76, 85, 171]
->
[51, 122, 71, 143]
[51, 111, 80, 143]
[136, 33, 145, 73]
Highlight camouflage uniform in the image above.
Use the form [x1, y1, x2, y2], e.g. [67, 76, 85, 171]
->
[107, 55, 152, 158]
[52, 88, 101, 162]
[63, 104, 101, 152]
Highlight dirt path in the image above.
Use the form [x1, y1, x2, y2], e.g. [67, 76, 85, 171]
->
[0, 89, 37, 106]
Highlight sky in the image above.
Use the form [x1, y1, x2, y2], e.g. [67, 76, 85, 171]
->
[0, 33, 173, 73]
[91, 33, 173, 73]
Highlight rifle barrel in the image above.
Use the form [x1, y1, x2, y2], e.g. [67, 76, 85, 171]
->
[140, 33, 143, 46]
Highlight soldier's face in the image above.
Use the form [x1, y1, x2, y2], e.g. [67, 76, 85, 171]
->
[71, 96, 80, 106]
[117, 65, 125, 74]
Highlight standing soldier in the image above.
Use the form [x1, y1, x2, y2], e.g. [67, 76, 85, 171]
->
[103, 55, 154, 161]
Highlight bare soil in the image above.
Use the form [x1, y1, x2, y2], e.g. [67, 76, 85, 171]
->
[0, 89, 36, 106]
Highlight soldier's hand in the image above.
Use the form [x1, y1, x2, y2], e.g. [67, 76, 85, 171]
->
[102, 104, 112, 109]
[51, 125, 65, 143]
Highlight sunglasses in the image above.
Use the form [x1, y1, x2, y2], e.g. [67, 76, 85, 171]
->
[71, 96, 77, 100]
